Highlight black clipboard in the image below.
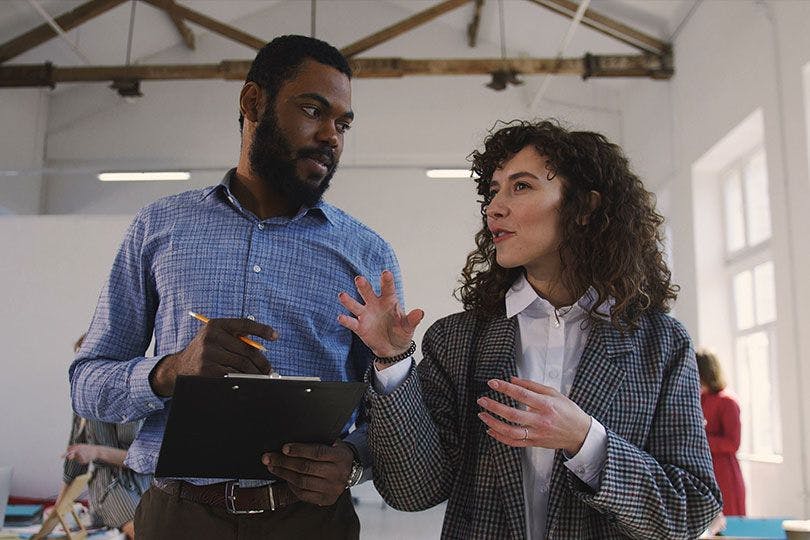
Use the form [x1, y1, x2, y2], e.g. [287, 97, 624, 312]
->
[155, 375, 367, 479]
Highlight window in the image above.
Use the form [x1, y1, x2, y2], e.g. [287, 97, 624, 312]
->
[723, 148, 781, 458]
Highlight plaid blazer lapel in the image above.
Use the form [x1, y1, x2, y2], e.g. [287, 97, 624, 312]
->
[472, 315, 527, 540]
[546, 319, 630, 537]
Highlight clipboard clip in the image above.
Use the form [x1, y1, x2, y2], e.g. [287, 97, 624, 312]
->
[225, 482, 266, 514]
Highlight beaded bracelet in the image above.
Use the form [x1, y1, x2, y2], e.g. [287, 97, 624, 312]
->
[374, 340, 416, 365]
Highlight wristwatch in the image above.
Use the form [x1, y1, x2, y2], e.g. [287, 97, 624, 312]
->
[346, 457, 363, 488]
[344, 441, 364, 488]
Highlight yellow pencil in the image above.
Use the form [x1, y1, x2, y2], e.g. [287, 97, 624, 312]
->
[188, 310, 268, 351]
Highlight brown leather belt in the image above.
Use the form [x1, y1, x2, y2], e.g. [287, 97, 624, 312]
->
[154, 479, 298, 514]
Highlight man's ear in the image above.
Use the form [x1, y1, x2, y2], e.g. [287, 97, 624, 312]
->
[239, 82, 263, 124]
[578, 190, 602, 225]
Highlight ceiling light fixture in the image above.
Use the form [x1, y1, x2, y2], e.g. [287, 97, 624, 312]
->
[426, 169, 474, 179]
[98, 171, 191, 182]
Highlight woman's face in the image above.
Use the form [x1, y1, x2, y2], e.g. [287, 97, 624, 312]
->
[485, 145, 565, 281]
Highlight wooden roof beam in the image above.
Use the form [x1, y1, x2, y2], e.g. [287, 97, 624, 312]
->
[140, 0, 264, 50]
[0, 0, 128, 64]
[0, 54, 673, 88]
[152, 0, 196, 50]
[341, 0, 471, 58]
[525, 0, 669, 56]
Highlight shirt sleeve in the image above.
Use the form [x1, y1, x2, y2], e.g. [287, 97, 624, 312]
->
[563, 417, 607, 490]
[372, 357, 413, 394]
[69, 209, 167, 424]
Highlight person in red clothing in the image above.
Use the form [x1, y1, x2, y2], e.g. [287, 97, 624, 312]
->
[697, 348, 746, 516]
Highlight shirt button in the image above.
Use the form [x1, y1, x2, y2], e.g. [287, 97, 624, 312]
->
[253, 264, 262, 273]
[549, 368, 560, 379]
[257, 223, 265, 230]
[148, 403, 155, 409]
[247, 315, 256, 321]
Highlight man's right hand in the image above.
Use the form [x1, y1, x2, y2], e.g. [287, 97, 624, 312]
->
[150, 318, 278, 397]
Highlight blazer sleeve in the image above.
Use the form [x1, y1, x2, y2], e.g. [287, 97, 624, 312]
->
[707, 397, 741, 454]
[366, 319, 459, 511]
[568, 320, 722, 539]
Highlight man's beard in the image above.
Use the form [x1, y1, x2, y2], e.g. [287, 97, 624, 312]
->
[248, 109, 338, 210]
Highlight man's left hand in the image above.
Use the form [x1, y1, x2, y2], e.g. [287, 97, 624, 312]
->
[261, 440, 354, 506]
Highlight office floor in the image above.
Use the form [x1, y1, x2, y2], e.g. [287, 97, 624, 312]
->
[352, 482, 447, 539]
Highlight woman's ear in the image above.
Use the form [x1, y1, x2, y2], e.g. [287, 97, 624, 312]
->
[239, 82, 263, 125]
[578, 190, 602, 225]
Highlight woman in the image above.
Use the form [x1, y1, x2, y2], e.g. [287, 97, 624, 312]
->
[56, 335, 151, 539]
[696, 348, 745, 516]
[338, 120, 721, 539]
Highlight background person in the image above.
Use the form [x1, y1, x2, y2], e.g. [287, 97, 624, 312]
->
[338, 119, 722, 539]
[56, 334, 149, 540]
[69, 35, 404, 539]
[697, 348, 745, 517]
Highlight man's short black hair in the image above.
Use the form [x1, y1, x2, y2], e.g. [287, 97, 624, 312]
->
[239, 35, 352, 132]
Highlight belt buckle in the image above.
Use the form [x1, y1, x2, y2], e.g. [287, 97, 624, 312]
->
[225, 481, 265, 514]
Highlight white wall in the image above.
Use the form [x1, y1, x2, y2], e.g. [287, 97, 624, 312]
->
[0, 216, 130, 497]
[0, 88, 48, 214]
[620, 0, 810, 517]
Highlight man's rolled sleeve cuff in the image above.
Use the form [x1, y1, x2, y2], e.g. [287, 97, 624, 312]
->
[563, 417, 607, 490]
[131, 356, 169, 418]
[371, 357, 413, 395]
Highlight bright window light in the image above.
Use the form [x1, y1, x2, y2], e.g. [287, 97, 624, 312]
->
[98, 171, 191, 182]
[426, 169, 474, 179]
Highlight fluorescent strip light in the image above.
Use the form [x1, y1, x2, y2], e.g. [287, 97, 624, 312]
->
[98, 171, 191, 182]
[426, 169, 473, 179]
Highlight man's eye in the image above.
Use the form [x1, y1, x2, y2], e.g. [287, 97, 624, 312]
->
[302, 106, 319, 117]
[337, 122, 352, 134]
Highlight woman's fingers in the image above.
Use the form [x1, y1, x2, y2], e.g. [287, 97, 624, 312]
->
[336, 313, 360, 333]
[477, 396, 533, 425]
[338, 291, 366, 315]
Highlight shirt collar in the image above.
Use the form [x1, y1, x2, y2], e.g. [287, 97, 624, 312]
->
[505, 273, 612, 321]
[201, 168, 334, 225]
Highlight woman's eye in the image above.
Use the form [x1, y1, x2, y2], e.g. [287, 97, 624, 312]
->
[514, 181, 530, 191]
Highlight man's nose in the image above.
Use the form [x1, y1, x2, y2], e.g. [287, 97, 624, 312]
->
[316, 121, 339, 148]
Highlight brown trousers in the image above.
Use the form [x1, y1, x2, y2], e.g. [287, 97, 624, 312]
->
[135, 485, 360, 539]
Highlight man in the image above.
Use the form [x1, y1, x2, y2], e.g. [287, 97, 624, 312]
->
[69, 35, 404, 539]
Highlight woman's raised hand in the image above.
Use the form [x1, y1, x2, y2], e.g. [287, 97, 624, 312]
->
[337, 270, 424, 358]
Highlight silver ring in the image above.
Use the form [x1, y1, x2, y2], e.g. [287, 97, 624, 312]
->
[521, 427, 529, 441]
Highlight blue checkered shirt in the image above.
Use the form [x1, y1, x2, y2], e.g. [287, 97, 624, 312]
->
[69, 169, 403, 483]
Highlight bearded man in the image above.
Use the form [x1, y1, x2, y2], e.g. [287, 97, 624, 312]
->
[69, 35, 404, 539]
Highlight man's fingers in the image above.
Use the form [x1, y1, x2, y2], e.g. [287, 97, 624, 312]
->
[215, 317, 279, 343]
[282, 443, 339, 462]
[212, 332, 270, 374]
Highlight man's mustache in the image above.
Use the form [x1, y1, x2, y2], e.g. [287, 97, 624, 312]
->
[297, 147, 336, 168]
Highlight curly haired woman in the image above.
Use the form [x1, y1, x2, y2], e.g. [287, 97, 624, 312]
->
[338, 119, 722, 539]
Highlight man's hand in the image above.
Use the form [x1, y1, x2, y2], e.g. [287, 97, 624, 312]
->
[261, 440, 355, 507]
[151, 318, 278, 396]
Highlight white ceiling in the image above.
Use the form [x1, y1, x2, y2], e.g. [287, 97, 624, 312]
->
[0, 0, 698, 71]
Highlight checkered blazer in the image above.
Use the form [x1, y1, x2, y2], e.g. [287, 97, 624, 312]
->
[367, 309, 721, 539]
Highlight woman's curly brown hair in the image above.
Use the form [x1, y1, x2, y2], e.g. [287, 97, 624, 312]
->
[457, 119, 678, 331]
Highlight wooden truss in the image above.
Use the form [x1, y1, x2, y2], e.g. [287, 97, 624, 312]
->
[0, 0, 673, 89]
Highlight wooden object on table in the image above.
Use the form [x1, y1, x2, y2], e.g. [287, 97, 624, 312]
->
[31, 471, 91, 540]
